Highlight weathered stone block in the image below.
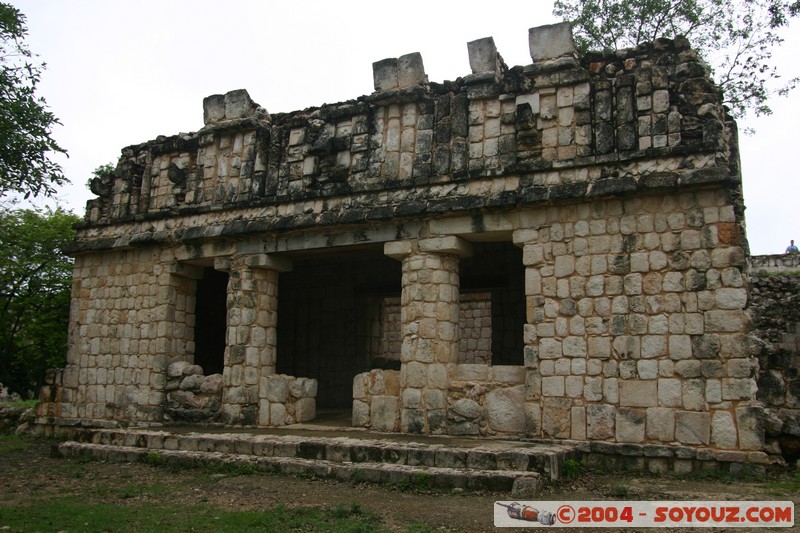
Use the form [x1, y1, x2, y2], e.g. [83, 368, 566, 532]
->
[264, 375, 289, 403]
[722, 378, 754, 400]
[450, 398, 481, 420]
[616, 408, 646, 443]
[370, 396, 398, 431]
[294, 397, 316, 422]
[486, 385, 526, 433]
[529, 22, 576, 61]
[270, 402, 287, 426]
[167, 361, 192, 378]
[398, 52, 427, 88]
[571, 406, 586, 440]
[675, 411, 710, 445]
[735, 406, 764, 451]
[492, 365, 526, 384]
[467, 37, 499, 75]
[352, 400, 370, 427]
[224, 89, 256, 120]
[646, 407, 675, 441]
[373, 58, 398, 92]
[542, 376, 565, 396]
[619, 380, 657, 407]
[200, 374, 223, 394]
[711, 410, 737, 449]
[455, 364, 489, 381]
[682, 379, 706, 411]
[587, 404, 615, 440]
[202, 94, 225, 125]
[352, 372, 367, 399]
[542, 397, 572, 438]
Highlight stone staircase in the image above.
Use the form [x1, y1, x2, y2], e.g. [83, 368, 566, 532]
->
[54, 428, 579, 497]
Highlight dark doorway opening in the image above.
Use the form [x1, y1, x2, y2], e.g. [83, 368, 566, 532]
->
[460, 241, 526, 365]
[193, 267, 228, 375]
[277, 248, 402, 409]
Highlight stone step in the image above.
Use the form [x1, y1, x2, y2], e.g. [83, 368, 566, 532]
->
[64, 428, 576, 482]
[56, 441, 543, 496]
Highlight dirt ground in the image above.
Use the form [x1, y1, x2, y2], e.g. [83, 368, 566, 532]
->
[1, 438, 799, 532]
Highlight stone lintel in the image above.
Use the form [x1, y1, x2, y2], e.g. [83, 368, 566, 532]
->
[169, 263, 205, 280]
[419, 236, 473, 257]
[213, 257, 232, 272]
[384, 240, 414, 260]
[429, 213, 514, 237]
[529, 22, 576, 62]
[243, 254, 293, 272]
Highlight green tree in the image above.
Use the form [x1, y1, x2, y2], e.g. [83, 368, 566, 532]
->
[0, 206, 78, 397]
[553, 0, 800, 118]
[0, 3, 67, 199]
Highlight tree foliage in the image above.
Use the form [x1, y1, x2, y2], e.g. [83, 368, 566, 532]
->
[553, 0, 800, 118]
[0, 3, 67, 199]
[0, 206, 78, 397]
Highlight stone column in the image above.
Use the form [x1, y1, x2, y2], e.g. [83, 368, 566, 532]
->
[385, 236, 472, 434]
[219, 254, 291, 426]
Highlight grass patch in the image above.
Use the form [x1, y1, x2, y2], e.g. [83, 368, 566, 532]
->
[394, 472, 433, 492]
[0, 434, 30, 453]
[144, 451, 162, 467]
[0, 497, 397, 532]
[207, 460, 258, 476]
[765, 471, 800, 492]
[93, 482, 170, 500]
[563, 458, 583, 479]
[0, 399, 38, 409]
[608, 484, 631, 498]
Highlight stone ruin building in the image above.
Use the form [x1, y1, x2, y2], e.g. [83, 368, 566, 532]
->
[36, 22, 796, 468]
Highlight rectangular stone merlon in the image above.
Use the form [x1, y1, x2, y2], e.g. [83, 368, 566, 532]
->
[467, 37, 500, 76]
[373, 58, 398, 92]
[398, 52, 427, 88]
[419, 236, 473, 257]
[224, 89, 257, 120]
[203, 94, 225, 125]
[384, 240, 414, 260]
[529, 22, 576, 62]
[203, 89, 262, 126]
[243, 254, 293, 272]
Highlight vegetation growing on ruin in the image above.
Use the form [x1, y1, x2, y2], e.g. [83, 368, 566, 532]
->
[554, 0, 800, 119]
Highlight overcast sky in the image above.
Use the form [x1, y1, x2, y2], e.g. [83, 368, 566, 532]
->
[12, 0, 799, 255]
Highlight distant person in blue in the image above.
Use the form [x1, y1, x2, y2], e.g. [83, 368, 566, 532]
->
[787, 240, 799, 253]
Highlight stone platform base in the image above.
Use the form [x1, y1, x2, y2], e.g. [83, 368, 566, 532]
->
[52, 427, 576, 497]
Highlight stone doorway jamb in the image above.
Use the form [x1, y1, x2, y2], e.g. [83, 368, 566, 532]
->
[217, 253, 292, 426]
[384, 236, 472, 434]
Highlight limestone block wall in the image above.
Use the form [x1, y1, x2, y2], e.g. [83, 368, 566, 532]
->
[749, 274, 800, 459]
[516, 188, 758, 449]
[457, 292, 493, 364]
[751, 254, 800, 275]
[258, 374, 318, 426]
[164, 361, 222, 424]
[352, 369, 400, 432]
[44, 23, 762, 457]
[447, 364, 526, 435]
[353, 364, 527, 436]
[379, 292, 493, 365]
[38, 248, 197, 424]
